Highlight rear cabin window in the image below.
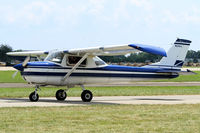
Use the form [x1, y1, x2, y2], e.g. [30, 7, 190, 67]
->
[67, 56, 87, 67]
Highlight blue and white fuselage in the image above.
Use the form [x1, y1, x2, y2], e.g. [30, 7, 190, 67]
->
[15, 60, 179, 86]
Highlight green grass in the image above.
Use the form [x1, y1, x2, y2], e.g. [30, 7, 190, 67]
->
[0, 71, 25, 83]
[1, 86, 200, 98]
[0, 71, 200, 83]
[0, 104, 200, 133]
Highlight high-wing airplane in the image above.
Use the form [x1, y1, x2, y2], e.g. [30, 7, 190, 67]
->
[7, 38, 192, 102]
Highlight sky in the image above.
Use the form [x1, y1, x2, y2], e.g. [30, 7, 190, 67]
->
[0, 0, 199, 51]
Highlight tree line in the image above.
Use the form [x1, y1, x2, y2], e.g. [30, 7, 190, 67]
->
[0, 44, 200, 65]
[100, 50, 200, 63]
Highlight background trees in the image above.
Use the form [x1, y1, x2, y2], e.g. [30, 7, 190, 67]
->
[0, 44, 12, 64]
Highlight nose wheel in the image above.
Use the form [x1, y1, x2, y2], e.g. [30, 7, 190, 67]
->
[29, 85, 40, 102]
[29, 92, 39, 102]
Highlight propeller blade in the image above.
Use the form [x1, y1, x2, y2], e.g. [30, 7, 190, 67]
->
[12, 71, 18, 79]
[22, 56, 30, 67]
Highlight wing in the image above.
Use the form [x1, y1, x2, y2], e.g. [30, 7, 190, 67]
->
[6, 43, 167, 57]
[64, 44, 167, 57]
[7, 51, 49, 56]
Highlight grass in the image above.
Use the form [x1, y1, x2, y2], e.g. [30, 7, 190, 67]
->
[0, 71, 200, 83]
[0, 104, 200, 133]
[1, 86, 200, 98]
[0, 71, 25, 83]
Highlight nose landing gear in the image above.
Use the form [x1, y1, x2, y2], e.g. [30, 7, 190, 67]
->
[29, 85, 40, 102]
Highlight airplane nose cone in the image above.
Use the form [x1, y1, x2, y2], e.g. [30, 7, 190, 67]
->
[13, 64, 24, 71]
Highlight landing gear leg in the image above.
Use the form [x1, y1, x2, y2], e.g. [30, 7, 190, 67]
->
[80, 85, 93, 102]
[29, 85, 40, 102]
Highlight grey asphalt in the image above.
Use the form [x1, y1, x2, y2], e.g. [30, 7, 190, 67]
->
[0, 95, 200, 107]
[1, 82, 200, 88]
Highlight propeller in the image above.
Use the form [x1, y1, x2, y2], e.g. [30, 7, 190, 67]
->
[12, 71, 18, 79]
[12, 56, 30, 78]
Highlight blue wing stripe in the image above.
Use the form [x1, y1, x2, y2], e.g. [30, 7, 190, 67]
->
[129, 44, 167, 57]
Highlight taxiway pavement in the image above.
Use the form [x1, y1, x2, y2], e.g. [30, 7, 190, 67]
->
[0, 95, 200, 107]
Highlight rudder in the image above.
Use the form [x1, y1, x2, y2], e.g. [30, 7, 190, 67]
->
[149, 38, 191, 68]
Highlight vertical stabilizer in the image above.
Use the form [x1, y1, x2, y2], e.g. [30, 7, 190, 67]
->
[148, 38, 191, 68]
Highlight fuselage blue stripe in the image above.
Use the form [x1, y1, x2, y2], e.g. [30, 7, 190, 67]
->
[174, 43, 190, 45]
[21, 72, 178, 79]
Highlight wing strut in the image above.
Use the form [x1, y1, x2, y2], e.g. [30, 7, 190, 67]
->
[62, 53, 89, 82]
[22, 56, 30, 67]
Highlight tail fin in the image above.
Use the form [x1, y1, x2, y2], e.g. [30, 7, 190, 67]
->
[149, 38, 191, 68]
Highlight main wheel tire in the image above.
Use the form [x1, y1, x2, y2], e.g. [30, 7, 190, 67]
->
[81, 90, 93, 102]
[29, 92, 39, 102]
[56, 89, 67, 101]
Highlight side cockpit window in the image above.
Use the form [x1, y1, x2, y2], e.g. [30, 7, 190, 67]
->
[67, 56, 87, 67]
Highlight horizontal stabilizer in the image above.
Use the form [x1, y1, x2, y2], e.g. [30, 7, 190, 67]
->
[156, 69, 196, 75]
[179, 69, 197, 75]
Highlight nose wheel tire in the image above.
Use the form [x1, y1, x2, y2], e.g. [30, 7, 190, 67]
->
[81, 90, 93, 102]
[29, 92, 39, 102]
[56, 89, 67, 101]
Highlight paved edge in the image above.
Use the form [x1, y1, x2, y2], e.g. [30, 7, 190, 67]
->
[1, 95, 200, 107]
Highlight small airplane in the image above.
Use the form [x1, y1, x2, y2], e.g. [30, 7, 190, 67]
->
[7, 38, 192, 102]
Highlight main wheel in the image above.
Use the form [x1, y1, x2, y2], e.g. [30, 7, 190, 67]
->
[56, 89, 67, 101]
[81, 90, 93, 102]
[29, 92, 39, 102]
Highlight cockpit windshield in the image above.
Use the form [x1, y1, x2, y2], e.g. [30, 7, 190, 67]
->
[45, 51, 64, 64]
[93, 56, 106, 66]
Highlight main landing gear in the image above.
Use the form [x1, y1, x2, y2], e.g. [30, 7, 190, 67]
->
[29, 85, 93, 102]
[56, 89, 67, 101]
[80, 85, 93, 102]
